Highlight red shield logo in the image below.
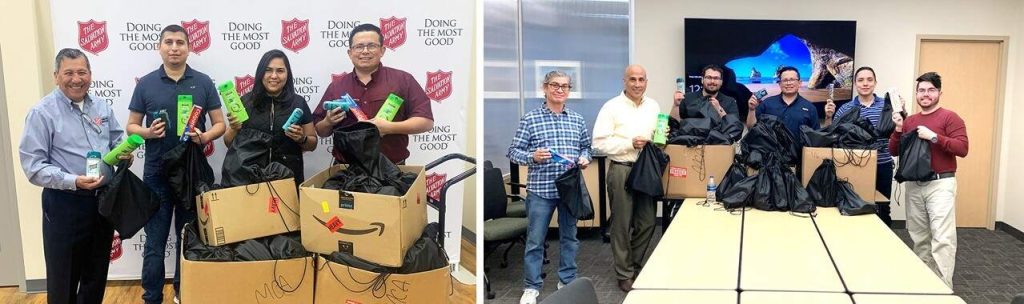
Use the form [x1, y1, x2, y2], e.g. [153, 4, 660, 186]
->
[109, 232, 122, 262]
[331, 72, 349, 84]
[426, 173, 447, 203]
[281, 18, 310, 53]
[234, 75, 255, 96]
[181, 19, 211, 55]
[425, 70, 453, 102]
[379, 17, 408, 50]
[78, 20, 108, 55]
[203, 141, 215, 157]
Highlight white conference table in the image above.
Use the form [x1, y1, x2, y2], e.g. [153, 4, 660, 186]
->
[813, 207, 953, 294]
[740, 209, 845, 292]
[852, 294, 967, 304]
[633, 198, 743, 290]
[622, 290, 737, 304]
[741, 291, 852, 304]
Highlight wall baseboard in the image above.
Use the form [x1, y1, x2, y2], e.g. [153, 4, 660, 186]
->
[462, 227, 476, 246]
[24, 279, 45, 293]
[996, 221, 1024, 243]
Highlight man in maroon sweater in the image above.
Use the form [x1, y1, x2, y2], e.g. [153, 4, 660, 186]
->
[888, 72, 968, 288]
[313, 23, 434, 165]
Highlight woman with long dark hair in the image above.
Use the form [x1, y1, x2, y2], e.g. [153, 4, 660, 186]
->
[224, 49, 316, 184]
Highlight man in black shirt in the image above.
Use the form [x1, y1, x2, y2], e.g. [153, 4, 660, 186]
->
[671, 64, 739, 120]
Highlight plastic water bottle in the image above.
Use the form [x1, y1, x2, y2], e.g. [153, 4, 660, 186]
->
[706, 175, 717, 203]
[676, 77, 686, 92]
[86, 151, 102, 177]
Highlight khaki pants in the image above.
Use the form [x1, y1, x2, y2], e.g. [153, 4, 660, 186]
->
[905, 177, 958, 287]
[607, 163, 656, 280]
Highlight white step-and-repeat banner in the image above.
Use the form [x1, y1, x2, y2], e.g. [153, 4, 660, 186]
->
[50, 0, 473, 279]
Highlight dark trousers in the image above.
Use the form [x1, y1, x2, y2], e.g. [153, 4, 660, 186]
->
[141, 174, 195, 303]
[876, 161, 895, 227]
[42, 188, 114, 304]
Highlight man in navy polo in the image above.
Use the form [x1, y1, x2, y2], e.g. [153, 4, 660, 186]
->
[125, 24, 226, 304]
[745, 66, 820, 140]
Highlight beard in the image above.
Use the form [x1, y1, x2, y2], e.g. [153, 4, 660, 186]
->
[917, 97, 939, 111]
[703, 86, 719, 95]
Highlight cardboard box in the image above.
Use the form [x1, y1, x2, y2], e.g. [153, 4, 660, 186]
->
[661, 145, 735, 199]
[300, 165, 426, 267]
[197, 178, 300, 246]
[801, 147, 877, 202]
[180, 230, 315, 304]
[314, 257, 451, 304]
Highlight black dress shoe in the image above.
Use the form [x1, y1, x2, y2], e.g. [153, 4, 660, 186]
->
[618, 279, 634, 292]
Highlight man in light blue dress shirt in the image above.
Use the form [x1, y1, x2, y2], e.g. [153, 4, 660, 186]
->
[19, 48, 132, 304]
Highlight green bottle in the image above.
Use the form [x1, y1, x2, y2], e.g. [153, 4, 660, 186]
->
[375, 93, 404, 121]
[652, 113, 670, 145]
[103, 134, 144, 165]
[217, 80, 249, 123]
[177, 94, 193, 137]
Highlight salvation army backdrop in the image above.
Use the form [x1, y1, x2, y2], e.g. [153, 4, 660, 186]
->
[50, 0, 474, 279]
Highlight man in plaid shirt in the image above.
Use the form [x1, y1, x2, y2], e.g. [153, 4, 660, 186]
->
[508, 70, 592, 304]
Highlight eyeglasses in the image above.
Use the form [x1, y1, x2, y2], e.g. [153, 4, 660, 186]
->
[350, 43, 381, 52]
[779, 78, 800, 84]
[546, 83, 572, 91]
[703, 76, 722, 81]
[916, 88, 940, 94]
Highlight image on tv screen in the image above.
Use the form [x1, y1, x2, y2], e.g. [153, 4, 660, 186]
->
[684, 18, 857, 117]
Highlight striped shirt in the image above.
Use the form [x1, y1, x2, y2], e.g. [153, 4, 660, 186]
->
[835, 95, 893, 163]
[508, 105, 592, 199]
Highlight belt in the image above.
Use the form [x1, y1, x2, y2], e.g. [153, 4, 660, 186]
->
[611, 160, 634, 167]
[57, 188, 102, 197]
[922, 172, 955, 181]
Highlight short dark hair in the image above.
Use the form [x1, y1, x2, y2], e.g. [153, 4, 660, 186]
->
[160, 24, 189, 44]
[855, 66, 876, 80]
[776, 66, 800, 80]
[702, 64, 724, 77]
[348, 23, 384, 47]
[54, 48, 90, 72]
[916, 72, 942, 90]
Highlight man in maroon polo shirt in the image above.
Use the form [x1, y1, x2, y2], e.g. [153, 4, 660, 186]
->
[313, 23, 433, 164]
[888, 72, 968, 288]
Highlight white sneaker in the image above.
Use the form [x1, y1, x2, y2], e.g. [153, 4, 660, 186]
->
[174, 295, 180, 304]
[519, 288, 540, 304]
[557, 281, 566, 290]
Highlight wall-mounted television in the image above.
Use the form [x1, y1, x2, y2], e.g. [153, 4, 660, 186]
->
[684, 18, 857, 117]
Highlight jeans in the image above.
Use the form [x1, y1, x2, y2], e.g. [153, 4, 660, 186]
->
[523, 192, 579, 291]
[141, 174, 195, 303]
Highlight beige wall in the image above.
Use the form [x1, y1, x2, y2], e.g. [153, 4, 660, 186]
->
[636, 0, 1022, 227]
[2, 0, 55, 281]
[998, 2, 1024, 230]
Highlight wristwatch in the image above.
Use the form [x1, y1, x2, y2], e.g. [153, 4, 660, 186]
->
[929, 135, 938, 143]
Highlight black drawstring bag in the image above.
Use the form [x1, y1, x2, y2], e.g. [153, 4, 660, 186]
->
[750, 153, 782, 211]
[626, 143, 669, 197]
[183, 223, 235, 261]
[740, 115, 799, 169]
[801, 125, 837, 148]
[98, 162, 160, 239]
[834, 119, 879, 150]
[836, 181, 877, 216]
[162, 141, 214, 211]
[876, 93, 897, 138]
[721, 174, 757, 209]
[330, 122, 411, 195]
[782, 165, 816, 214]
[555, 166, 594, 220]
[222, 128, 274, 187]
[716, 158, 747, 200]
[826, 105, 861, 133]
[806, 159, 839, 207]
[398, 223, 450, 274]
[894, 130, 935, 182]
[234, 232, 306, 261]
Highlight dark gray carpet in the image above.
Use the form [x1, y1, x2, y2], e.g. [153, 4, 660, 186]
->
[484, 225, 1024, 304]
